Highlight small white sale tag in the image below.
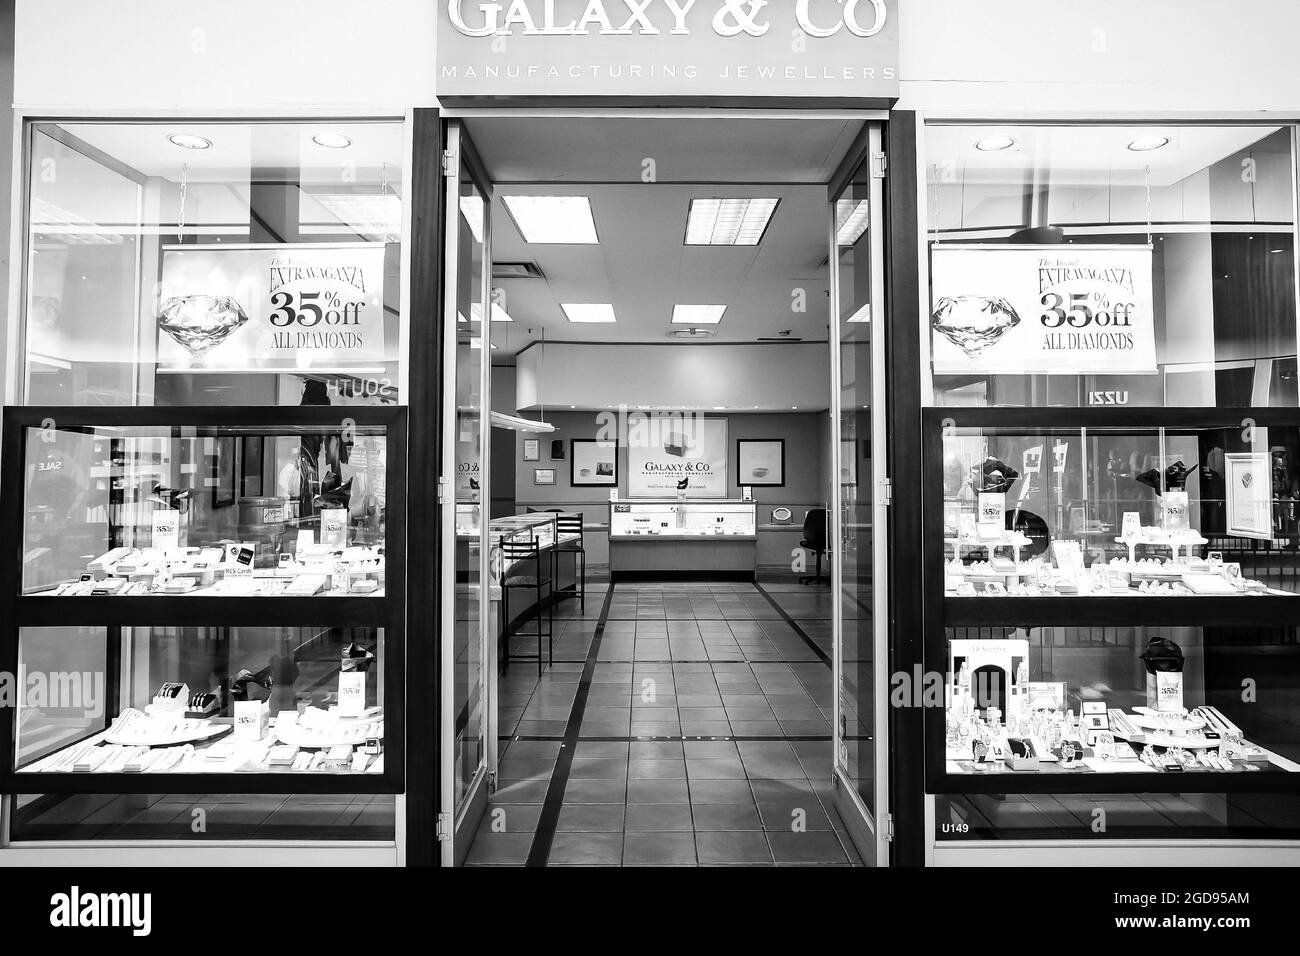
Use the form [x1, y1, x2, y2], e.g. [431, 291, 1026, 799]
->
[338, 671, 366, 717]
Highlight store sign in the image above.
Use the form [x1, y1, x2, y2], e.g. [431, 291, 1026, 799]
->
[436, 0, 899, 98]
[1226, 452, 1271, 540]
[157, 243, 387, 373]
[629, 417, 727, 498]
[930, 245, 1157, 377]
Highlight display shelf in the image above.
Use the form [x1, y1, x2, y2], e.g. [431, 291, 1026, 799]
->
[923, 407, 1300, 797]
[0, 406, 407, 795]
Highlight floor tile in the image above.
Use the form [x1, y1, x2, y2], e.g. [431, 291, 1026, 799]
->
[623, 831, 697, 865]
[548, 831, 624, 865]
[695, 830, 773, 864]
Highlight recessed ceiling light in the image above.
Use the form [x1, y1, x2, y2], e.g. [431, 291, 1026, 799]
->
[835, 199, 870, 246]
[685, 198, 779, 246]
[312, 132, 352, 149]
[672, 304, 727, 325]
[503, 196, 598, 244]
[975, 135, 1015, 152]
[1127, 135, 1170, 152]
[562, 303, 616, 324]
[168, 133, 211, 150]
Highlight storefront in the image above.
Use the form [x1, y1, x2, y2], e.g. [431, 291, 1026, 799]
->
[2, 0, 1300, 869]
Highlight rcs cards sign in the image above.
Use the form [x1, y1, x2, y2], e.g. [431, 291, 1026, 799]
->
[437, 0, 899, 99]
[930, 244, 1157, 377]
[157, 243, 386, 373]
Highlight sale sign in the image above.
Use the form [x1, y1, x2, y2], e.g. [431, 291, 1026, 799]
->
[930, 244, 1156, 376]
[156, 243, 387, 373]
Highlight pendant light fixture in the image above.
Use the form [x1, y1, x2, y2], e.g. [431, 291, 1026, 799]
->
[490, 325, 556, 434]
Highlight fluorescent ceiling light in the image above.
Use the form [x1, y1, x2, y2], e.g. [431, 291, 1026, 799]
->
[460, 194, 484, 243]
[562, 303, 616, 324]
[672, 304, 726, 325]
[835, 199, 870, 246]
[975, 135, 1015, 152]
[685, 198, 779, 246]
[1127, 135, 1170, 152]
[502, 196, 598, 244]
[168, 133, 212, 150]
[471, 302, 513, 323]
[312, 132, 352, 149]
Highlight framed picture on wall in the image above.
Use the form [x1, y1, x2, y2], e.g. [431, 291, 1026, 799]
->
[534, 468, 556, 486]
[736, 439, 785, 487]
[523, 438, 540, 461]
[572, 439, 618, 487]
[550, 439, 566, 460]
[212, 436, 237, 508]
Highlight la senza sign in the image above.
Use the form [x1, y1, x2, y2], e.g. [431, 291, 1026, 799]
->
[437, 0, 899, 98]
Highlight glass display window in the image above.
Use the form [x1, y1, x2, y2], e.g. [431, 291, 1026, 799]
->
[923, 124, 1298, 409]
[22, 120, 405, 408]
[13, 624, 386, 779]
[12, 412, 397, 598]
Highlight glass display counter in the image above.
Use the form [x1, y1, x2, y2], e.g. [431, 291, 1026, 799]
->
[610, 499, 757, 538]
[609, 499, 757, 581]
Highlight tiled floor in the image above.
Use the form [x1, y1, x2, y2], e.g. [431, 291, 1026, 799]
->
[468, 580, 865, 866]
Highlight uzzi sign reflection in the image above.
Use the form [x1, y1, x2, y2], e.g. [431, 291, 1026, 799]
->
[447, 0, 888, 38]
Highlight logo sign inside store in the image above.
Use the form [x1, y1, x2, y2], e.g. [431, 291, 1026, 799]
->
[438, 0, 899, 98]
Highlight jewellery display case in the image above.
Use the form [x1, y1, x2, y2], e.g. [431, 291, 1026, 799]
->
[609, 499, 757, 538]
[923, 408, 1300, 802]
[0, 406, 407, 793]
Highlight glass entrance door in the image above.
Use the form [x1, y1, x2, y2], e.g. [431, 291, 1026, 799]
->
[440, 121, 494, 865]
[828, 125, 890, 865]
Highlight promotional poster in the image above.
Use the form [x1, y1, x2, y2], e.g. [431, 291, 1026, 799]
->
[157, 243, 387, 373]
[930, 244, 1157, 376]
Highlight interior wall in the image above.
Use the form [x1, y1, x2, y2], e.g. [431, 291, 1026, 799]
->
[509, 410, 831, 571]
[516, 343, 830, 412]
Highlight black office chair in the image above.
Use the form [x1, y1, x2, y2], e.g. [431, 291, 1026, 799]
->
[499, 537, 554, 676]
[547, 510, 586, 611]
[799, 508, 830, 586]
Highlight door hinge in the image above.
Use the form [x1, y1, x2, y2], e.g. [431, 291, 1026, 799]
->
[436, 476, 453, 504]
[487, 770, 498, 794]
[883, 811, 894, 842]
[871, 151, 887, 179]
[436, 811, 453, 841]
[442, 149, 457, 177]
[878, 477, 893, 506]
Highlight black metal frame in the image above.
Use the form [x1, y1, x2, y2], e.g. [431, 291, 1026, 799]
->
[735, 438, 786, 488]
[883, 112, 926, 867]
[922, 405, 1300, 795]
[0, 404, 407, 795]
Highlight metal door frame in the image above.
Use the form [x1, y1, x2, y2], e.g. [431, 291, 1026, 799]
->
[439, 119, 496, 866]
[828, 122, 891, 866]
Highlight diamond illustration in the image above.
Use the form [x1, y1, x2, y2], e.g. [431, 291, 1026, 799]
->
[158, 294, 249, 365]
[931, 295, 1021, 358]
